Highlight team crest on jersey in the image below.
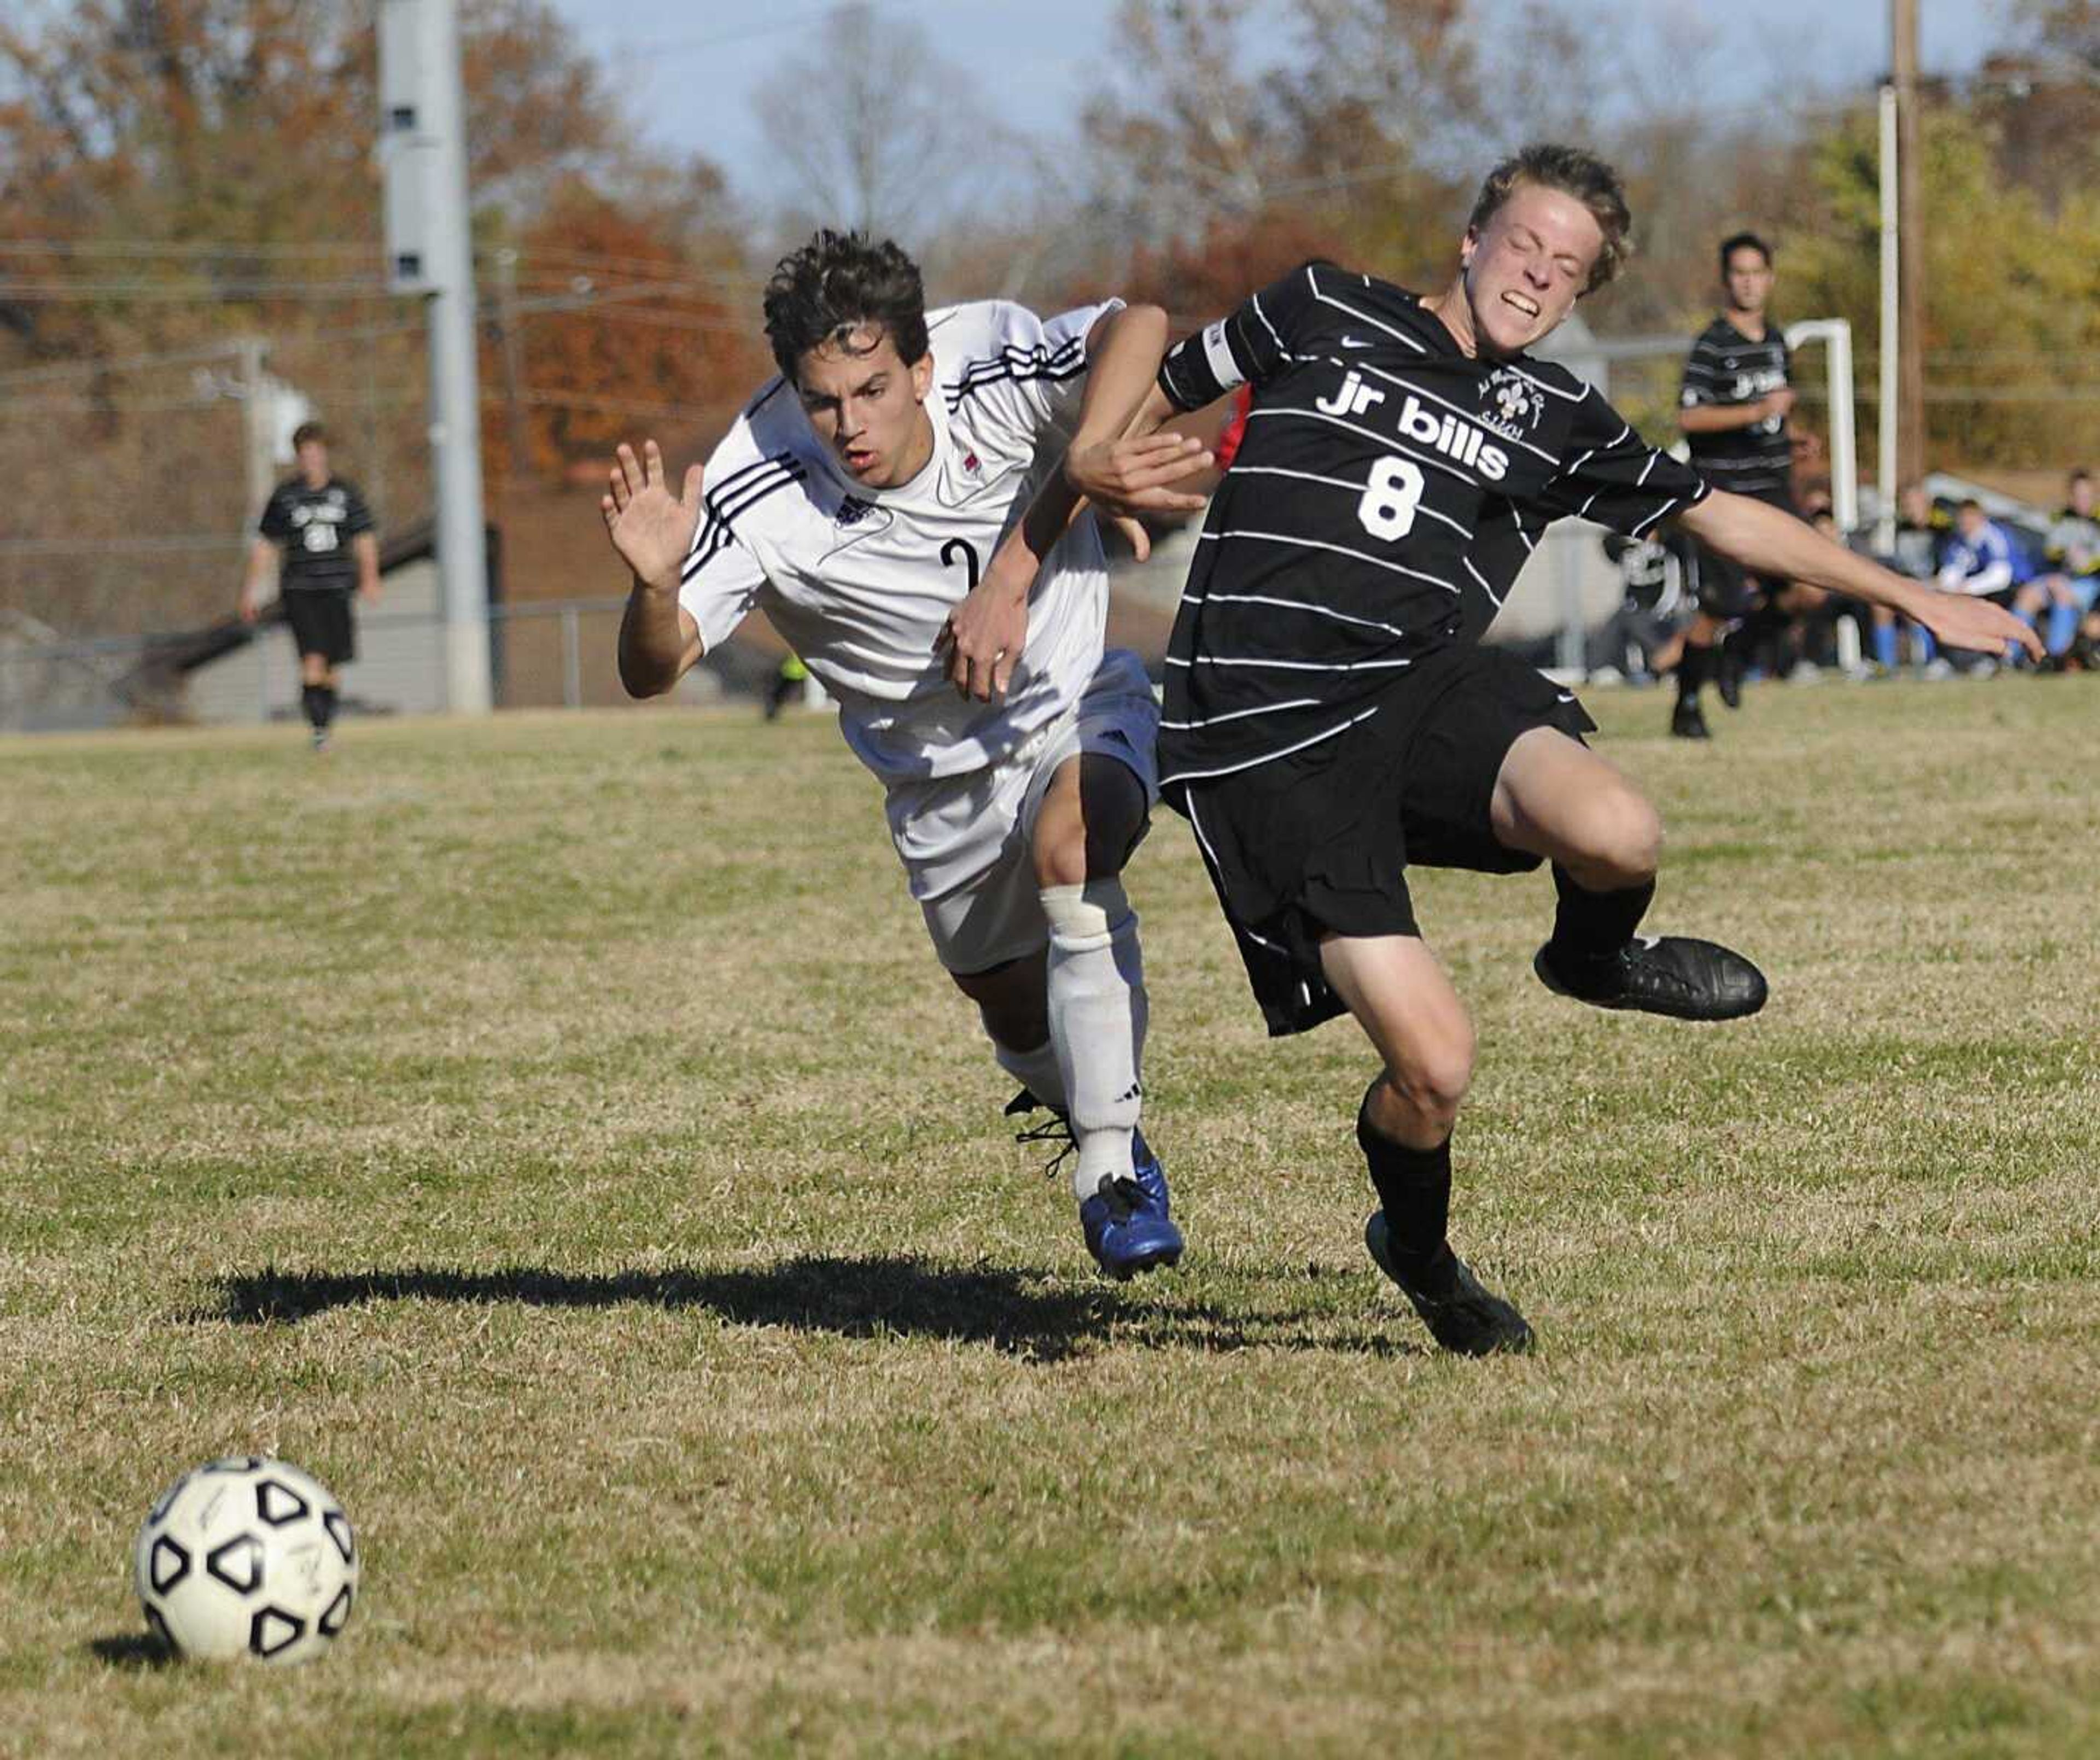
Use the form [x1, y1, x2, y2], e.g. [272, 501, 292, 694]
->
[836, 494, 874, 526]
[1480, 366, 1543, 438]
[962, 450, 981, 476]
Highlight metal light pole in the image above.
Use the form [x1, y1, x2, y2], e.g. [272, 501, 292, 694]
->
[1876, 83, 1900, 550]
[379, 0, 492, 715]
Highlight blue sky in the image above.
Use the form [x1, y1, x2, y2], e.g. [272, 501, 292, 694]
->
[548, 0, 2015, 210]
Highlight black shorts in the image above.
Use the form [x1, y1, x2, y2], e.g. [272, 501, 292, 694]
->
[1691, 485, 1798, 620]
[1165, 643, 1596, 1037]
[283, 588, 355, 665]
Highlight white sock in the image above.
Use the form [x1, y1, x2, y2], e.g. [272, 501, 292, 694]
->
[1040, 879, 1147, 1204]
[991, 1033, 1068, 1114]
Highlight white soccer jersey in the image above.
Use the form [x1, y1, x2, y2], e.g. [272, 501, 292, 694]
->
[678, 300, 1119, 799]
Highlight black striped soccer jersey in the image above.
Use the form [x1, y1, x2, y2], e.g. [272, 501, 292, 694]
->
[1678, 315, 1792, 496]
[1153, 261, 1709, 787]
[678, 299, 1117, 815]
[258, 476, 373, 590]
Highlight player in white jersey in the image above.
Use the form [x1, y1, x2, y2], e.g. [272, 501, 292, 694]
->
[602, 231, 1214, 1279]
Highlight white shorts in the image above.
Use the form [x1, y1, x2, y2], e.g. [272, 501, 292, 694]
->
[906, 648, 1159, 975]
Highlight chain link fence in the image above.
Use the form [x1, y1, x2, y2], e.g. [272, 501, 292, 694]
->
[0, 596, 792, 734]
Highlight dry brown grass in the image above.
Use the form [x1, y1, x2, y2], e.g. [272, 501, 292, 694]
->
[2, 679, 2096, 1757]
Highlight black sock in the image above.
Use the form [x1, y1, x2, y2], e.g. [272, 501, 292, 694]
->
[1548, 863, 1655, 963]
[301, 684, 325, 730]
[1357, 1090, 1455, 1291]
[1676, 642, 1710, 708]
[317, 686, 338, 729]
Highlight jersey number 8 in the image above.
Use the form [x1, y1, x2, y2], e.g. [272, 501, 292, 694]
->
[1356, 456, 1425, 542]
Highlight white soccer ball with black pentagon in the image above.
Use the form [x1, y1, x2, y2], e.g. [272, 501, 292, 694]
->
[133, 1456, 359, 1664]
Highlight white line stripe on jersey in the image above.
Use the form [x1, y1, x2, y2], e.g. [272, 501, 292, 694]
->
[1165, 651, 1420, 673]
[1249, 291, 1292, 362]
[1244, 405, 1498, 496]
[1181, 798, 1290, 953]
[1497, 364, 1585, 405]
[1200, 319, 1244, 391]
[1185, 588, 1415, 638]
[1509, 504, 1537, 553]
[1160, 704, 1382, 788]
[1311, 288, 1429, 353]
[1227, 463, 1473, 538]
[1564, 424, 1632, 477]
[1462, 555, 1505, 607]
[1199, 526, 1463, 595]
[1158, 695, 1326, 730]
[1631, 489, 1700, 538]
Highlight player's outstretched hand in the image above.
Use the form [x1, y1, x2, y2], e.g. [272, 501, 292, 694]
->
[601, 439, 703, 592]
[1912, 588, 2045, 662]
[1064, 432, 1213, 522]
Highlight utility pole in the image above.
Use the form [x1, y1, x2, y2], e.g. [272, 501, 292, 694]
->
[378, 0, 492, 715]
[493, 248, 533, 485]
[1892, 0, 1927, 485]
[1876, 85, 1899, 551]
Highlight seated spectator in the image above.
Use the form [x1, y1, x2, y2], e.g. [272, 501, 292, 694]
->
[1866, 480, 1949, 672]
[2023, 468, 2100, 668]
[1938, 498, 2035, 668]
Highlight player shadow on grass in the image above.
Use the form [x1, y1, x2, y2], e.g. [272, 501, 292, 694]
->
[202, 1256, 1419, 1362]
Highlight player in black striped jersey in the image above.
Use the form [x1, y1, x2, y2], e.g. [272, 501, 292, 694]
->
[1138, 145, 2038, 1355]
[1672, 232, 1794, 737]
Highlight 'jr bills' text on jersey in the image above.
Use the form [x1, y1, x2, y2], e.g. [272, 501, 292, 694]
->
[678, 300, 1115, 814]
[1153, 261, 1708, 785]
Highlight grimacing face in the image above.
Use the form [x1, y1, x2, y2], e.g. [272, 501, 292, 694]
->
[1723, 246, 1774, 317]
[1457, 182, 1604, 359]
[793, 325, 936, 488]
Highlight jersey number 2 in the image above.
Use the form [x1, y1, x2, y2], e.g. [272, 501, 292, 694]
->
[941, 537, 981, 589]
[1356, 456, 1425, 541]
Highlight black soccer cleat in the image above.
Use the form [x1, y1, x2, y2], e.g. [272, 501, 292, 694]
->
[1533, 933, 1768, 1022]
[1716, 649, 1744, 710]
[1670, 699, 1712, 740]
[1364, 1217, 1533, 1357]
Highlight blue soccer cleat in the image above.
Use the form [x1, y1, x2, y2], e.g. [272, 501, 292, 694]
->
[1080, 1128, 1183, 1281]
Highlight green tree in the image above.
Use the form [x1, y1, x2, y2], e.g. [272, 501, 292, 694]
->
[1784, 101, 2100, 471]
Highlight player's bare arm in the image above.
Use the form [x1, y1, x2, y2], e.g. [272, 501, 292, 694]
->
[941, 306, 1211, 702]
[237, 536, 277, 623]
[1678, 388, 1792, 435]
[352, 532, 381, 605]
[1681, 490, 2044, 659]
[603, 439, 706, 697]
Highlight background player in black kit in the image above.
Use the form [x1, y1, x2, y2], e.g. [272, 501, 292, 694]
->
[1144, 145, 2037, 1357]
[238, 420, 380, 751]
[1672, 232, 1794, 738]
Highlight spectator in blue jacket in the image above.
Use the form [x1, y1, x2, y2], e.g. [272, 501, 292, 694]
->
[1938, 500, 2035, 666]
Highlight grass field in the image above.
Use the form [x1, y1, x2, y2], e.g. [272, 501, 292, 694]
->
[3, 676, 2097, 1758]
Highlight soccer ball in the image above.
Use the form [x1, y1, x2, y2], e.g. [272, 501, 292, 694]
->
[133, 1456, 359, 1663]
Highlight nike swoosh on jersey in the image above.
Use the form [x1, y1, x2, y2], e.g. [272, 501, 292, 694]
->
[1340, 335, 1374, 349]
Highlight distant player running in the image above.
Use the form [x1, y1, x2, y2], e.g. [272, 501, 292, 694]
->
[601, 232, 1211, 1278]
[1672, 231, 1795, 738]
[1141, 145, 2038, 1354]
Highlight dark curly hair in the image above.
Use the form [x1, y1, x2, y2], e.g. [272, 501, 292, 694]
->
[1466, 144, 1632, 294]
[762, 231, 930, 384]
